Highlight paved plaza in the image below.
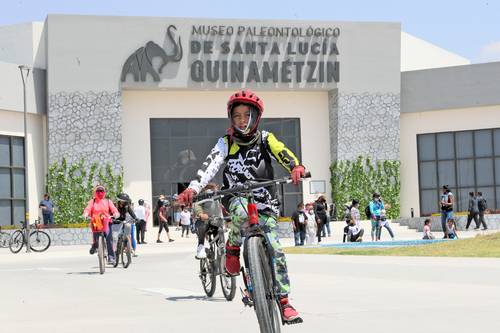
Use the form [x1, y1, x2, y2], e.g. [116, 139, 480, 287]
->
[1, 229, 500, 333]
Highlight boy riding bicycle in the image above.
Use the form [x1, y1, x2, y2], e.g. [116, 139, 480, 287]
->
[178, 89, 306, 323]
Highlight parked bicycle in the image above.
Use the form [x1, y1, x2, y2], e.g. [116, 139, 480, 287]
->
[194, 172, 310, 332]
[193, 195, 236, 301]
[0, 226, 10, 248]
[9, 218, 51, 253]
[110, 218, 133, 269]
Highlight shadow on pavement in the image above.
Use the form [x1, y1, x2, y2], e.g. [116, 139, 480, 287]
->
[165, 295, 227, 302]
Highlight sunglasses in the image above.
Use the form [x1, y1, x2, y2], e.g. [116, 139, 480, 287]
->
[96, 189, 105, 193]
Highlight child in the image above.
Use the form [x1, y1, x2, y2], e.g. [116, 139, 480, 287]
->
[305, 203, 317, 245]
[178, 89, 305, 322]
[347, 199, 364, 242]
[446, 218, 458, 239]
[180, 205, 191, 237]
[422, 218, 435, 239]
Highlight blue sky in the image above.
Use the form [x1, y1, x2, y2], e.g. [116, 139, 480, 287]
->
[2, 0, 499, 63]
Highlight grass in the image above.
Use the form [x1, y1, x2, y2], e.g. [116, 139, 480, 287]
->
[283, 232, 500, 258]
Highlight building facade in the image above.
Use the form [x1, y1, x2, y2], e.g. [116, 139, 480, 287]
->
[2, 14, 498, 226]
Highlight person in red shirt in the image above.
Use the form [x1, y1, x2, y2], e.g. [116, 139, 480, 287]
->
[82, 185, 119, 263]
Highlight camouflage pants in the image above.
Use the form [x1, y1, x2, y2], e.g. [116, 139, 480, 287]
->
[228, 198, 290, 296]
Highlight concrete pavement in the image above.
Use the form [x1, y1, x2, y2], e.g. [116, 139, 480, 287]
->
[1, 229, 500, 333]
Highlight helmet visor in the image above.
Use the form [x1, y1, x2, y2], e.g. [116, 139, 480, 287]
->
[230, 105, 260, 136]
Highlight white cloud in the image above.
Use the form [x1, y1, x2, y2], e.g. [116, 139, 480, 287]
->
[476, 41, 500, 63]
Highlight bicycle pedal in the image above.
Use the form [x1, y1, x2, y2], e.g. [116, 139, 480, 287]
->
[240, 288, 253, 307]
[241, 296, 253, 307]
[284, 317, 303, 325]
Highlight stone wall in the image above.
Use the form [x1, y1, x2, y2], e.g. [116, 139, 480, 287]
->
[2, 228, 92, 246]
[329, 90, 400, 161]
[48, 91, 122, 171]
[395, 214, 500, 232]
[277, 221, 294, 239]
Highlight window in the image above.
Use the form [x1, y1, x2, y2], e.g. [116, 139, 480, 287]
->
[0, 135, 25, 226]
[150, 118, 302, 217]
[417, 128, 500, 215]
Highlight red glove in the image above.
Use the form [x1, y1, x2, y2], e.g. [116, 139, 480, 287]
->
[177, 188, 197, 205]
[291, 165, 306, 185]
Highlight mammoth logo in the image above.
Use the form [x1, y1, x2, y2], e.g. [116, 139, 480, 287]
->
[121, 25, 183, 82]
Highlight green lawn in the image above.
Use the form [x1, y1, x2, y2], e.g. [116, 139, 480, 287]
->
[283, 232, 500, 258]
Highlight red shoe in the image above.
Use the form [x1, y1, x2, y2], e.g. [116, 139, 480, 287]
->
[225, 242, 241, 276]
[280, 297, 301, 323]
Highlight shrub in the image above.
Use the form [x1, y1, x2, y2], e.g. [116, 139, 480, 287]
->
[330, 156, 400, 220]
[47, 158, 123, 225]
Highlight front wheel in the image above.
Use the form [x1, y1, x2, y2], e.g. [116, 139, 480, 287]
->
[113, 237, 122, 268]
[98, 233, 106, 275]
[29, 230, 51, 252]
[9, 230, 25, 254]
[199, 257, 216, 297]
[247, 236, 281, 333]
[219, 254, 236, 301]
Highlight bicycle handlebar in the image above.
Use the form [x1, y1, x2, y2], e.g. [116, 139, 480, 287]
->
[193, 172, 311, 202]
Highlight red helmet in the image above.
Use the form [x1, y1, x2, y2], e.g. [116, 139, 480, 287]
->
[227, 89, 264, 138]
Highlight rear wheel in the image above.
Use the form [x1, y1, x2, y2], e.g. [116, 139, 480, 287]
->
[9, 230, 24, 254]
[122, 238, 132, 268]
[29, 230, 51, 252]
[247, 236, 281, 333]
[98, 234, 106, 274]
[219, 254, 236, 301]
[199, 256, 216, 297]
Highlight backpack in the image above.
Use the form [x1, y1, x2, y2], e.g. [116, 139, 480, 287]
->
[90, 198, 112, 232]
[478, 198, 487, 212]
[364, 204, 371, 219]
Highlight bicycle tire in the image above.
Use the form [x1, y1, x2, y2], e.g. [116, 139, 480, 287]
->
[98, 233, 106, 274]
[247, 236, 281, 333]
[199, 257, 216, 297]
[219, 254, 236, 301]
[0, 232, 10, 248]
[122, 238, 132, 268]
[9, 230, 25, 254]
[29, 230, 51, 252]
[114, 237, 122, 268]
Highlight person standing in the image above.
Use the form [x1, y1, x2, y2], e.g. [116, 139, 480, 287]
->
[134, 199, 147, 244]
[172, 194, 182, 230]
[439, 185, 454, 238]
[304, 203, 317, 245]
[477, 192, 488, 230]
[39, 193, 55, 225]
[180, 205, 191, 237]
[156, 195, 174, 243]
[369, 193, 384, 241]
[314, 195, 329, 242]
[465, 192, 479, 230]
[291, 202, 307, 246]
